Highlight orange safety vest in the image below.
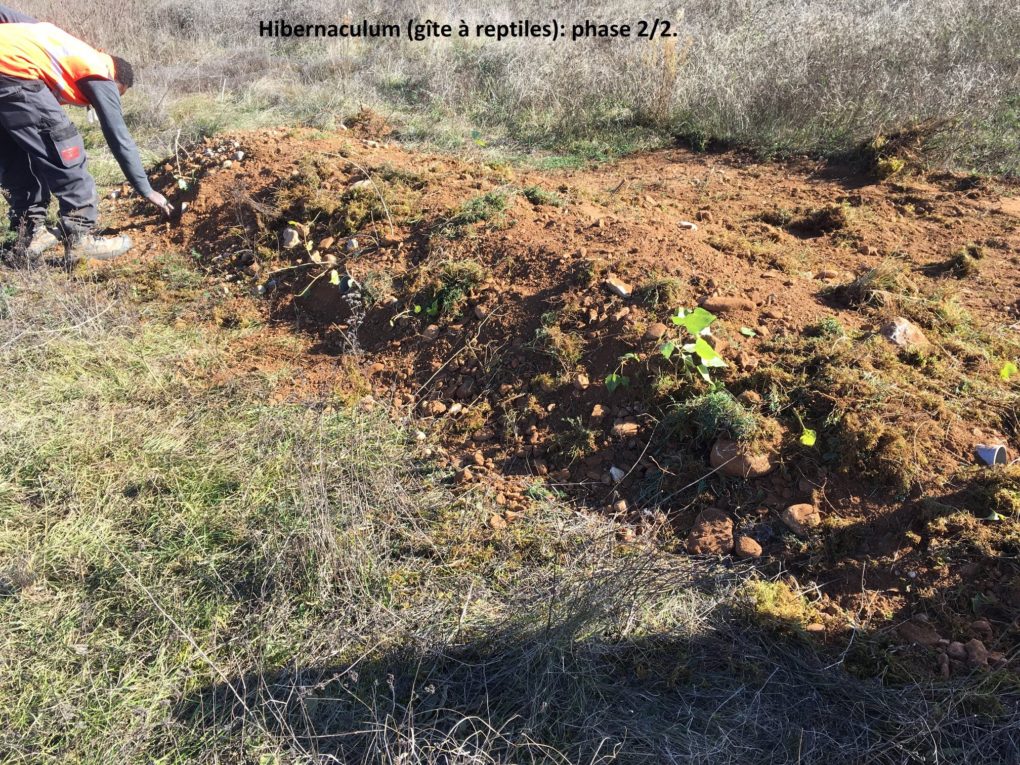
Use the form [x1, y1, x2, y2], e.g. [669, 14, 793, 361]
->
[0, 22, 114, 107]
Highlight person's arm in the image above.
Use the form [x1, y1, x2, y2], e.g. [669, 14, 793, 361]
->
[0, 4, 37, 23]
[77, 78, 155, 197]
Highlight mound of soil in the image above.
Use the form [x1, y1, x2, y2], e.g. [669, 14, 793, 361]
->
[108, 120, 1020, 675]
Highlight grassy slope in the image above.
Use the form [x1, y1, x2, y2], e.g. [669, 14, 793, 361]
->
[0, 257, 1018, 762]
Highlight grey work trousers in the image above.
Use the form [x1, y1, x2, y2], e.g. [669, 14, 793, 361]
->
[0, 75, 97, 238]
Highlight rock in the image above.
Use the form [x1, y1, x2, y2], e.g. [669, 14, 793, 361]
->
[965, 638, 990, 667]
[805, 623, 825, 635]
[590, 404, 607, 421]
[455, 378, 476, 399]
[679, 220, 699, 231]
[735, 535, 763, 559]
[695, 209, 714, 223]
[686, 507, 734, 555]
[234, 150, 245, 161]
[455, 467, 473, 484]
[881, 317, 930, 351]
[488, 514, 507, 530]
[422, 324, 440, 341]
[738, 390, 762, 407]
[472, 451, 485, 467]
[612, 499, 628, 514]
[644, 322, 668, 341]
[970, 618, 993, 640]
[346, 238, 359, 252]
[938, 652, 951, 679]
[280, 227, 301, 249]
[701, 295, 755, 314]
[781, 503, 821, 537]
[609, 466, 626, 483]
[947, 641, 967, 661]
[318, 236, 335, 250]
[898, 618, 942, 647]
[710, 439, 774, 478]
[426, 400, 447, 416]
[736, 351, 759, 371]
[612, 420, 639, 438]
[222, 159, 233, 169]
[816, 269, 839, 280]
[474, 304, 489, 320]
[574, 373, 590, 390]
[604, 276, 633, 299]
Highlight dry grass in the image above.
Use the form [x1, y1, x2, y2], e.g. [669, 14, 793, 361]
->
[15, 0, 1020, 174]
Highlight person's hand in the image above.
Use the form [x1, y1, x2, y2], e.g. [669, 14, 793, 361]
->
[145, 190, 174, 217]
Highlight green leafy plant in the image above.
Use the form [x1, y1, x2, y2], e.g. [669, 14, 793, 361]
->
[659, 307, 727, 383]
[1002, 361, 1018, 381]
[605, 352, 640, 394]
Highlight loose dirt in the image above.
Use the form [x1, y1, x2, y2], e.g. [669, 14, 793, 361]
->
[104, 118, 1020, 678]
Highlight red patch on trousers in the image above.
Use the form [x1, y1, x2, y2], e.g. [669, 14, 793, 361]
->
[60, 145, 81, 163]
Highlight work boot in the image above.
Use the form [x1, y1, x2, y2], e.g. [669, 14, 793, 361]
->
[4, 222, 56, 266]
[25, 227, 60, 257]
[64, 232, 133, 262]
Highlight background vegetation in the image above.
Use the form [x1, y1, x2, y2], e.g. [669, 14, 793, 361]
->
[18, 0, 1020, 174]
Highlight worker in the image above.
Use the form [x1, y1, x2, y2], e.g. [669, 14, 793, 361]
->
[0, 4, 171, 262]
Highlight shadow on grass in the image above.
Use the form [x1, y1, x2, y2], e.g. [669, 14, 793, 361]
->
[172, 587, 1020, 764]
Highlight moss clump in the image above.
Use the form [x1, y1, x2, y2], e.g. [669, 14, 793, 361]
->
[743, 580, 822, 633]
[837, 412, 923, 494]
[638, 275, 686, 309]
[534, 324, 585, 374]
[521, 185, 564, 207]
[415, 259, 488, 320]
[443, 188, 514, 235]
[676, 390, 761, 443]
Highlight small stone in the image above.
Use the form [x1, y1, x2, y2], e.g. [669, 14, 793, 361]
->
[734, 535, 763, 559]
[318, 236, 335, 250]
[686, 507, 734, 555]
[965, 638, 989, 667]
[488, 514, 507, 530]
[897, 618, 942, 647]
[611, 307, 630, 321]
[701, 295, 755, 314]
[695, 209, 714, 223]
[710, 439, 774, 478]
[455, 467, 473, 484]
[472, 428, 495, 442]
[612, 499, 628, 514]
[474, 304, 490, 320]
[781, 503, 821, 537]
[970, 619, 993, 640]
[881, 317, 930, 351]
[234, 150, 245, 161]
[574, 373, 590, 390]
[604, 276, 633, 298]
[427, 400, 447, 416]
[222, 159, 233, 169]
[947, 641, 967, 661]
[448, 402, 463, 415]
[472, 451, 485, 466]
[805, 623, 825, 634]
[738, 390, 762, 407]
[644, 322, 668, 341]
[612, 420, 640, 438]
[590, 404, 607, 421]
[609, 466, 626, 483]
[938, 652, 951, 679]
[422, 324, 440, 341]
[280, 227, 301, 249]
[346, 238, 359, 252]
[679, 220, 698, 231]
[736, 351, 759, 371]
[816, 269, 839, 280]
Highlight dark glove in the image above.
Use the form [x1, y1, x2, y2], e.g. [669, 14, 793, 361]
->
[145, 190, 174, 217]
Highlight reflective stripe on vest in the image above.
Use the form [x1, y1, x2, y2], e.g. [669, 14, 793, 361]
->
[0, 22, 114, 106]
